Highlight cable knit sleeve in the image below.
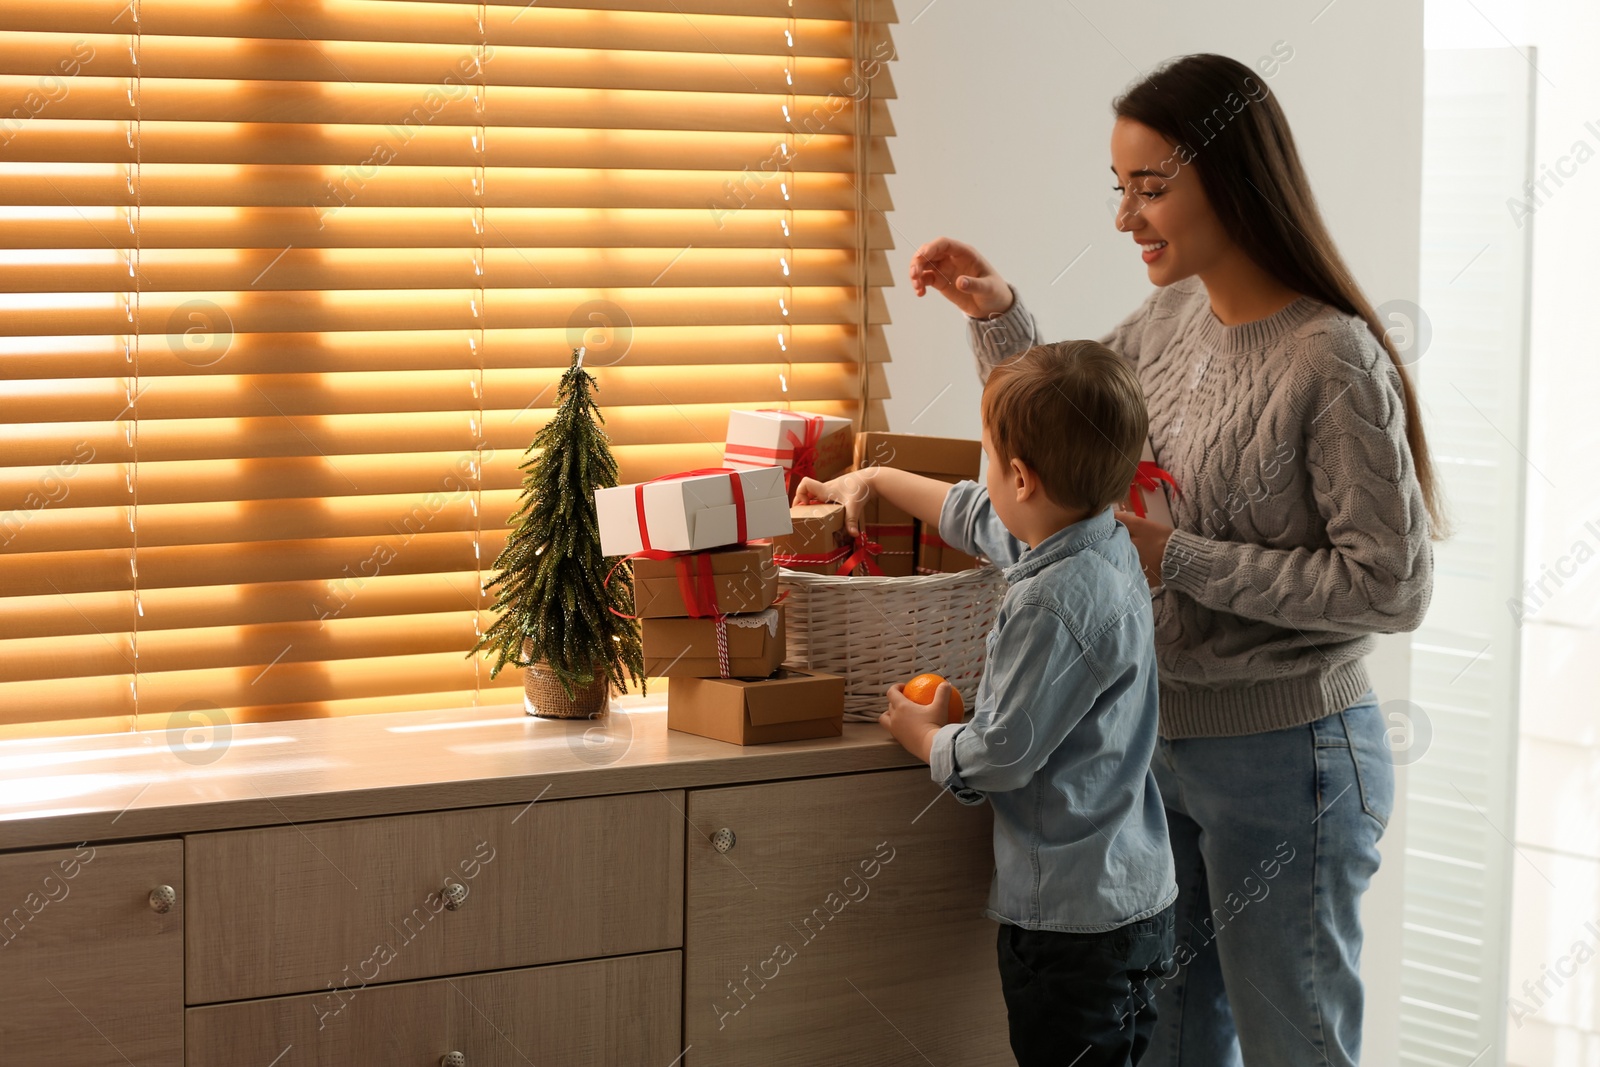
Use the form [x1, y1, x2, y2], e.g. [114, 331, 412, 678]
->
[965, 284, 1040, 384]
[966, 284, 1163, 384]
[1159, 326, 1434, 635]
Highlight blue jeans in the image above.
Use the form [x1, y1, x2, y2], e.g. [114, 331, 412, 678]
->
[1145, 689, 1392, 1067]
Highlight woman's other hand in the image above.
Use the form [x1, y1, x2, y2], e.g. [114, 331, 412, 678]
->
[1114, 509, 1176, 590]
[907, 236, 1015, 318]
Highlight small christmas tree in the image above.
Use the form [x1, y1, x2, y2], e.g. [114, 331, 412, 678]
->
[473, 348, 644, 709]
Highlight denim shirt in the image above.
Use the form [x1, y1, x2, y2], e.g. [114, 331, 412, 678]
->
[930, 481, 1176, 932]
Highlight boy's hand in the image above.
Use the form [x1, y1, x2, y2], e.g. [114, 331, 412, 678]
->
[1113, 509, 1175, 590]
[793, 470, 876, 537]
[878, 682, 950, 764]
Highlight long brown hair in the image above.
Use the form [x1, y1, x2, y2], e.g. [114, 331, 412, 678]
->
[1113, 53, 1450, 539]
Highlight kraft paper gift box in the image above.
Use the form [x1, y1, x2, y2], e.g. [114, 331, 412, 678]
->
[857, 498, 916, 576]
[853, 432, 983, 576]
[595, 466, 792, 557]
[1125, 438, 1177, 528]
[770, 503, 850, 573]
[642, 604, 787, 679]
[667, 667, 846, 745]
[854, 431, 982, 482]
[723, 410, 854, 493]
[916, 530, 982, 575]
[631, 543, 779, 619]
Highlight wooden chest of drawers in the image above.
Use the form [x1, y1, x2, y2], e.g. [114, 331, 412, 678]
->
[0, 705, 1009, 1066]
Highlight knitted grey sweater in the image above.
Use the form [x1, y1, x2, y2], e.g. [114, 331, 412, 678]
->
[967, 277, 1434, 738]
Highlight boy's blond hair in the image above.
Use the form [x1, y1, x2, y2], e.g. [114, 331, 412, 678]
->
[981, 340, 1149, 513]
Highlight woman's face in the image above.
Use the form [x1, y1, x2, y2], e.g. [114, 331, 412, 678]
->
[1109, 117, 1229, 286]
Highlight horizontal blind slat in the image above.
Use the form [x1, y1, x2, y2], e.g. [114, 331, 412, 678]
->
[0, 167, 893, 217]
[2, 122, 889, 174]
[0, 207, 885, 250]
[0, 34, 896, 97]
[0, 324, 889, 379]
[0, 245, 896, 293]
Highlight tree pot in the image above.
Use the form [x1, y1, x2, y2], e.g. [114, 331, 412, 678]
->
[521, 643, 611, 719]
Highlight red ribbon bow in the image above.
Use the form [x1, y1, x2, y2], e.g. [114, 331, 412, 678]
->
[1126, 461, 1179, 519]
[766, 410, 825, 494]
[836, 535, 885, 577]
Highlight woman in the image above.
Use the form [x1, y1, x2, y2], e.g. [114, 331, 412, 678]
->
[908, 53, 1443, 1067]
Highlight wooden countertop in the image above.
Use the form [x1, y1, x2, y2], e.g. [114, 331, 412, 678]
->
[0, 697, 918, 852]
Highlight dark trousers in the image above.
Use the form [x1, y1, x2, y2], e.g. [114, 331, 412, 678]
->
[996, 904, 1176, 1067]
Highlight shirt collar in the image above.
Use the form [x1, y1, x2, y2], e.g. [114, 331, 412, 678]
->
[1002, 506, 1117, 583]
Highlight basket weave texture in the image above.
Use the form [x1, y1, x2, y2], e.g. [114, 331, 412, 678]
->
[777, 565, 1007, 721]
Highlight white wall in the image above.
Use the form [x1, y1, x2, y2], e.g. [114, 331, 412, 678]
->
[879, 1, 1423, 1058]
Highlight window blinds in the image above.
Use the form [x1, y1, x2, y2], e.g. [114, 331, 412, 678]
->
[0, 0, 899, 736]
[1398, 47, 1530, 1066]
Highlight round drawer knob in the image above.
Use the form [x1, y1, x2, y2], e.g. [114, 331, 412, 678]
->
[441, 881, 468, 911]
[711, 827, 736, 854]
[148, 885, 176, 913]
[440, 1053, 466, 1067]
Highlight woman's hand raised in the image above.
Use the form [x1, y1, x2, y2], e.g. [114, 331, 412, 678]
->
[907, 236, 1014, 319]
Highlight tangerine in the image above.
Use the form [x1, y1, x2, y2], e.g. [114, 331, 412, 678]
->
[903, 673, 965, 724]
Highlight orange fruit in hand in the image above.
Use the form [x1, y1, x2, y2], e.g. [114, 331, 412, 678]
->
[903, 673, 965, 724]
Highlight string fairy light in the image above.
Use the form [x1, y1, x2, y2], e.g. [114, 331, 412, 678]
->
[126, 0, 143, 728]
[777, 7, 796, 408]
[470, 2, 488, 705]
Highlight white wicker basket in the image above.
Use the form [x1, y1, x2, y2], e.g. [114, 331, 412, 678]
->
[778, 565, 1007, 721]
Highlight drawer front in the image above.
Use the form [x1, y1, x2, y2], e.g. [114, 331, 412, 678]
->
[684, 768, 1011, 1066]
[186, 949, 682, 1067]
[0, 839, 183, 1067]
[186, 790, 684, 1004]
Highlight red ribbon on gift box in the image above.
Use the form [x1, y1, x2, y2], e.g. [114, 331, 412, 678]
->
[605, 467, 751, 620]
[632, 467, 749, 557]
[605, 551, 726, 621]
[723, 411, 830, 496]
[863, 522, 915, 557]
[674, 552, 725, 619]
[765, 410, 825, 492]
[835, 535, 886, 577]
[772, 544, 853, 570]
[1126, 461, 1179, 520]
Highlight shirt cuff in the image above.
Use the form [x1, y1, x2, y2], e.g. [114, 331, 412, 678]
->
[1161, 529, 1221, 600]
[928, 721, 985, 805]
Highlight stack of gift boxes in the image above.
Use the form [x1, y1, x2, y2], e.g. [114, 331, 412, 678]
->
[724, 411, 990, 578]
[591, 413, 995, 746]
[853, 431, 986, 576]
[595, 465, 847, 745]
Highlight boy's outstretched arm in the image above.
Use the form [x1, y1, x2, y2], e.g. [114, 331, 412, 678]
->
[792, 467, 952, 538]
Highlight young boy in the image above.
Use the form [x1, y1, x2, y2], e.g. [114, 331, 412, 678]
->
[795, 340, 1176, 1066]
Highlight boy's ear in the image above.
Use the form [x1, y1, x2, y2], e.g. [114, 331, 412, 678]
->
[1009, 456, 1037, 504]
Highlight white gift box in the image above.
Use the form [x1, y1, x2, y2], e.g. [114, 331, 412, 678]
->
[1128, 438, 1175, 527]
[595, 466, 794, 556]
[722, 409, 853, 484]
